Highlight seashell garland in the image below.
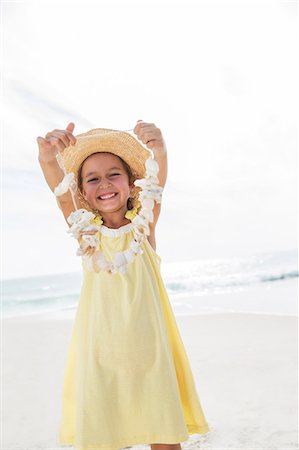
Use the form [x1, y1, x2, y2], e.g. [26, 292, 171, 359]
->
[54, 155, 163, 274]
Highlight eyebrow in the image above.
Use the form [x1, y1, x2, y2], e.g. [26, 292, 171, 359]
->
[85, 166, 123, 178]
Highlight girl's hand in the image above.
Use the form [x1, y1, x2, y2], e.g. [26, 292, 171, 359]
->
[37, 122, 77, 164]
[133, 120, 167, 157]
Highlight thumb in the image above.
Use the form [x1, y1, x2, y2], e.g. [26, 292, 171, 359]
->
[36, 136, 47, 145]
[66, 122, 75, 132]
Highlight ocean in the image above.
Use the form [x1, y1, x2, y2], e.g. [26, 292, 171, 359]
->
[2, 248, 297, 319]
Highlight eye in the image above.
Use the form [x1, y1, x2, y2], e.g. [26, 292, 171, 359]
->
[87, 173, 120, 182]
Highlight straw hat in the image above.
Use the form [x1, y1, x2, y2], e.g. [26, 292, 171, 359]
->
[56, 127, 152, 212]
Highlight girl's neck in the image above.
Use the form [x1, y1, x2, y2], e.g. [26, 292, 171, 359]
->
[102, 218, 131, 229]
[100, 209, 131, 229]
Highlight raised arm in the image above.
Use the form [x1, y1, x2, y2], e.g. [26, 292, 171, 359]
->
[133, 120, 168, 230]
[37, 123, 79, 223]
[153, 149, 167, 189]
[133, 120, 168, 188]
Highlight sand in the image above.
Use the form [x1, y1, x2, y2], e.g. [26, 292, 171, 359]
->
[2, 304, 298, 449]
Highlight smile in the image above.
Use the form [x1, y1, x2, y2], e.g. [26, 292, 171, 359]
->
[97, 193, 118, 201]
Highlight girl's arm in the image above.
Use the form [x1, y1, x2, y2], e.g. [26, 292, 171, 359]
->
[37, 123, 78, 224]
[147, 149, 167, 230]
[153, 149, 168, 189]
[38, 157, 79, 225]
[38, 157, 73, 200]
[133, 121, 168, 229]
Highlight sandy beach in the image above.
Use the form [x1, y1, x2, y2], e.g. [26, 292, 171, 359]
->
[2, 290, 298, 450]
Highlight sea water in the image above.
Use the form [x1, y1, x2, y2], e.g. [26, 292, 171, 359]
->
[1, 248, 297, 319]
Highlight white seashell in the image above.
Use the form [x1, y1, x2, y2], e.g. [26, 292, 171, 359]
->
[139, 187, 163, 203]
[118, 265, 128, 274]
[83, 224, 99, 232]
[94, 251, 110, 270]
[134, 178, 148, 189]
[139, 224, 150, 235]
[123, 248, 135, 264]
[67, 222, 82, 232]
[145, 175, 159, 185]
[139, 208, 154, 223]
[135, 233, 145, 243]
[97, 259, 110, 271]
[138, 186, 154, 196]
[67, 225, 81, 239]
[114, 253, 127, 273]
[132, 215, 148, 227]
[145, 157, 159, 176]
[67, 213, 100, 240]
[78, 241, 89, 253]
[81, 234, 98, 247]
[114, 252, 127, 267]
[95, 250, 105, 261]
[132, 222, 149, 236]
[133, 227, 146, 238]
[135, 177, 159, 189]
[110, 263, 126, 274]
[142, 197, 155, 210]
[54, 173, 76, 196]
[131, 236, 143, 250]
[130, 239, 141, 253]
[67, 209, 95, 226]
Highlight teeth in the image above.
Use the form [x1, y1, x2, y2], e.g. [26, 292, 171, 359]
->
[99, 193, 117, 200]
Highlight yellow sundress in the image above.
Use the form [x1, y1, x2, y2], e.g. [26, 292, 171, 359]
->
[57, 222, 210, 450]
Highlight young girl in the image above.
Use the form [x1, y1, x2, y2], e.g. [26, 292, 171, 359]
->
[37, 120, 210, 450]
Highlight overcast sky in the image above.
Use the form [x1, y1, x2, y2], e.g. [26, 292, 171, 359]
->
[2, 0, 297, 279]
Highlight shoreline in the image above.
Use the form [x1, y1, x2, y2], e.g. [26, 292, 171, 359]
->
[3, 276, 297, 321]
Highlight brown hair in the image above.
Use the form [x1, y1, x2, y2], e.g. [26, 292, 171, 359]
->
[77, 152, 140, 211]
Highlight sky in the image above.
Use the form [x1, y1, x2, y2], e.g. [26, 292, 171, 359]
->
[1, 0, 298, 279]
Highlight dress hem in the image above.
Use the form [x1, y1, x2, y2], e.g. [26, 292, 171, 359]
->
[57, 425, 210, 450]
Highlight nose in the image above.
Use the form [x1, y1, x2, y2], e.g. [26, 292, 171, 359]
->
[99, 178, 112, 188]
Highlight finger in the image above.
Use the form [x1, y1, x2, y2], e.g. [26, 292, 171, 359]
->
[133, 119, 146, 133]
[66, 122, 75, 133]
[136, 122, 155, 129]
[65, 130, 77, 145]
[45, 130, 74, 147]
[145, 139, 157, 149]
[52, 130, 72, 148]
[47, 135, 67, 152]
[138, 129, 158, 144]
[134, 123, 156, 136]
[36, 136, 48, 145]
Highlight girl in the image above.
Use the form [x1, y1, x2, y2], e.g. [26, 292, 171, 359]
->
[37, 120, 210, 450]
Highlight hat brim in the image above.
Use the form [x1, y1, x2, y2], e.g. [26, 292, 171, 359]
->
[57, 128, 151, 181]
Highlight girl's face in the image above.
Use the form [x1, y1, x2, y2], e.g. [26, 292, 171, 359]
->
[80, 152, 133, 214]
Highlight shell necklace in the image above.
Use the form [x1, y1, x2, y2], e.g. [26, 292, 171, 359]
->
[54, 153, 163, 275]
